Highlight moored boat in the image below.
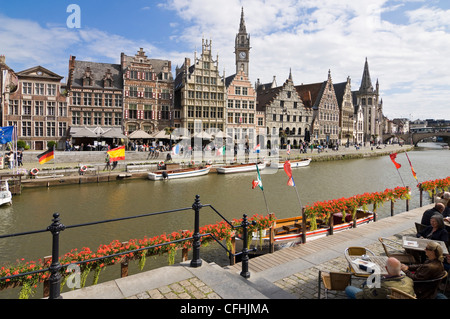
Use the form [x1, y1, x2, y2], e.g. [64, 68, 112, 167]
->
[276, 158, 311, 168]
[0, 180, 12, 206]
[148, 166, 211, 181]
[237, 209, 374, 252]
[216, 162, 266, 174]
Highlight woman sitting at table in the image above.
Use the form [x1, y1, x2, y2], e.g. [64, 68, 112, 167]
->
[401, 241, 446, 299]
[417, 214, 449, 243]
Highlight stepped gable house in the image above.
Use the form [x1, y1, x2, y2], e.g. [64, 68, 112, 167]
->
[121, 48, 174, 136]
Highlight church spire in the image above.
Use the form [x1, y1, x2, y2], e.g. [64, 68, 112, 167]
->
[359, 57, 374, 93]
[239, 7, 247, 33]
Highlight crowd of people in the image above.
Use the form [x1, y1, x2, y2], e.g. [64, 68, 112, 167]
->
[344, 192, 450, 299]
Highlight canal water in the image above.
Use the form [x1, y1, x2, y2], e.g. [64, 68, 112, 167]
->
[0, 143, 448, 298]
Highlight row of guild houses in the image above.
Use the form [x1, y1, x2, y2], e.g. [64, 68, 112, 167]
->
[0, 8, 385, 151]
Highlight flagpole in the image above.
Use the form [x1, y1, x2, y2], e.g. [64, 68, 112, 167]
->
[396, 168, 406, 188]
[261, 189, 270, 215]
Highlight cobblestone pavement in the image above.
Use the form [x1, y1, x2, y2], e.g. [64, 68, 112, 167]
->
[127, 227, 436, 300]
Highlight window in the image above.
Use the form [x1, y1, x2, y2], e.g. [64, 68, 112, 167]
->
[35, 122, 44, 137]
[94, 94, 102, 106]
[47, 102, 56, 116]
[72, 92, 81, 105]
[145, 88, 152, 99]
[144, 105, 152, 120]
[129, 87, 138, 98]
[84, 93, 92, 106]
[47, 123, 55, 137]
[228, 112, 233, 124]
[114, 113, 122, 126]
[104, 94, 112, 107]
[114, 95, 122, 107]
[188, 106, 194, 118]
[58, 122, 67, 137]
[228, 100, 233, 108]
[22, 83, 32, 95]
[161, 105, 170, 120]
[258, 117, 263, 126]
[22, 100, 32, 115]
[235, 100, 241, 109]
[242, 87, 248, 95]
[217, 108, 223, 119]
[235, 112, 241, 124]
[9, 100, 19, 115]
[83, 112, 91, 125]
[47, 84, 57, 96]
[72, 112, 81, 125]
[249, 101, 255, 109]
[242, 101, 248, 109]
[58, 102, 67, 117]
[203, 107, 209, 118]
[94, 112, 102, 125]
[22, 121, 32, 136]
[35, 83, 45, 95]
[210, 107, 216, 118]
[104, 113, 112, 125]
[235, 87, 241, 95]
[195, 107, 201, 117]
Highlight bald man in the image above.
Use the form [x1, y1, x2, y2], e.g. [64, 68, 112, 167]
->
[345, 257, 415, 299]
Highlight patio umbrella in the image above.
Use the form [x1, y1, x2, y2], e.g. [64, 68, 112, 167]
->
[128, 130, 152, 139]
[212, 131, 231, 139]
[193, 131, 212, 140]
[152, 130, 171, 139]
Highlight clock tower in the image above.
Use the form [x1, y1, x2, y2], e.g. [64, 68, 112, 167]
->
[235, 7, 250, 77]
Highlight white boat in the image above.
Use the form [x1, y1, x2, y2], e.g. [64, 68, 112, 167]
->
[216, 162, 266, 174]
[148, 166, 211, 181]
[276, 158, 311, 169]
[0, 180, 12, 206]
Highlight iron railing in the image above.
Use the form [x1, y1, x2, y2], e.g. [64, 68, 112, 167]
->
[0, 194, 256, 299]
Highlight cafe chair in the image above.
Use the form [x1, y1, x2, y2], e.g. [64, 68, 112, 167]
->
[387, 287, 416, 299]
[378, 237, 416, 264]
[413, 271, 448, 299]
[344, 246, 376, 277]
[318, 270, 352, 299]
[415, 222, 427, 234]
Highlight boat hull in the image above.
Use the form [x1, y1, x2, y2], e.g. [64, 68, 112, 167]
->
[277, 158, 311, 169]
[236, 211, 374, 252]
[216, 163, 265, 174]
[148, 166, 211, 181]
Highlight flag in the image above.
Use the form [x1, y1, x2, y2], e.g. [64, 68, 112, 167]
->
[107, 145, 125, 161]
[0, 126, 14, 144]
[253, 144, 260, 153]
[283, 160, 295, 186]
[252, 164, 263, 191]
[172, 144, 180, 155]
[216, 145, 225, 156]
[405, 152, 418, 181]
[389, 153, 401, 169]
[287, 144, 291, 155]
[37, 148, 55, 164]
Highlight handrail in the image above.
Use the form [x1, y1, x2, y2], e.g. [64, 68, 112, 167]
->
[0, 195, 255, 299]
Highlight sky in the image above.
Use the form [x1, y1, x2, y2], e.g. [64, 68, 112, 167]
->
[1, 0, 449, 121]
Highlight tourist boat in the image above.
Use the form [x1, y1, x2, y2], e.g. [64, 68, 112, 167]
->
[147, 166, 211, 181]
[216, 162, 266, 174]
[0, 180, 12, 206]
[236, 209, 374, 253]
[275, 158, 311, 169]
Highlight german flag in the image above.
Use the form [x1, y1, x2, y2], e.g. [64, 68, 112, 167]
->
[37, 148, 55, 164]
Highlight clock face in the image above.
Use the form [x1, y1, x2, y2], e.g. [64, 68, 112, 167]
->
[239, 51, 246, 59]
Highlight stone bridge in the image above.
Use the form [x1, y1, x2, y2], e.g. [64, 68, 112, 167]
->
[382, 131, 450, 146]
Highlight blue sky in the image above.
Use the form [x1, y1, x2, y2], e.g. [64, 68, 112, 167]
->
[1, 0, 449, 120]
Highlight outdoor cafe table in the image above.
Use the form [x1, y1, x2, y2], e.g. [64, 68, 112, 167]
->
[346, 256, 389, 276]
[402, 236, 449, 255]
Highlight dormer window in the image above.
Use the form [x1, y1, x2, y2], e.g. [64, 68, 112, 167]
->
[103, 69, 114, 88]
[83, 67, 93, 86]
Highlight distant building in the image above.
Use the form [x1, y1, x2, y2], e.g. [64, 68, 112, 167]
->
[67, 56, 124, 148]
[121, 48, 173, 136]
[6, 63, 70, 150]
[296, 70, 339, 146]
[333, 76, 355, 145]
[352, 58, 383, 143]
[174, 39, 226, 135]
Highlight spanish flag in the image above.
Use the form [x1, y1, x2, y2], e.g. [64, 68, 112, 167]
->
[37, 148, 55, 164]
[107, 145, 125, 161]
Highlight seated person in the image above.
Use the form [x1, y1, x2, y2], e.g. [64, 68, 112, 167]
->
[417, 214, 449, 243]
[345, 257, 415, 299]
[421, 203, 445, 226]
[401, 241, 446, 299]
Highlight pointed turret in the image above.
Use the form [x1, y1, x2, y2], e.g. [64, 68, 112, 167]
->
[359, 57, 374, 93]
[239, 7, 247, 33]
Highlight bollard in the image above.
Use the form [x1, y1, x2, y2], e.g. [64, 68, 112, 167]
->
[240, 214, 256, 279]
[190, 195, 202, 268]
[47, 213, 65, 299]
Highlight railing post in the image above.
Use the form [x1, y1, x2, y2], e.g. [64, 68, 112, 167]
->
[419, 184, 423, 207]
[47, 213, 65, 299]
[240, 214, 255, 279]
[190, 195, 202, 268]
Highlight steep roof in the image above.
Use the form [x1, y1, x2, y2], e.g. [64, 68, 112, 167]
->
[359, 58, 374, 93]
[333, 82, 347, 108]
[70, 60, 123, 90]
[256, 85, 283, 111]
[294, 82, 326, 109]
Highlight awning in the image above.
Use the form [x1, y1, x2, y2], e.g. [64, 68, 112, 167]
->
[151, 130, 171, 139]
[70, 126, 126, 139]
[128, 130, 152, 139]
[193, 131, 212, 140]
